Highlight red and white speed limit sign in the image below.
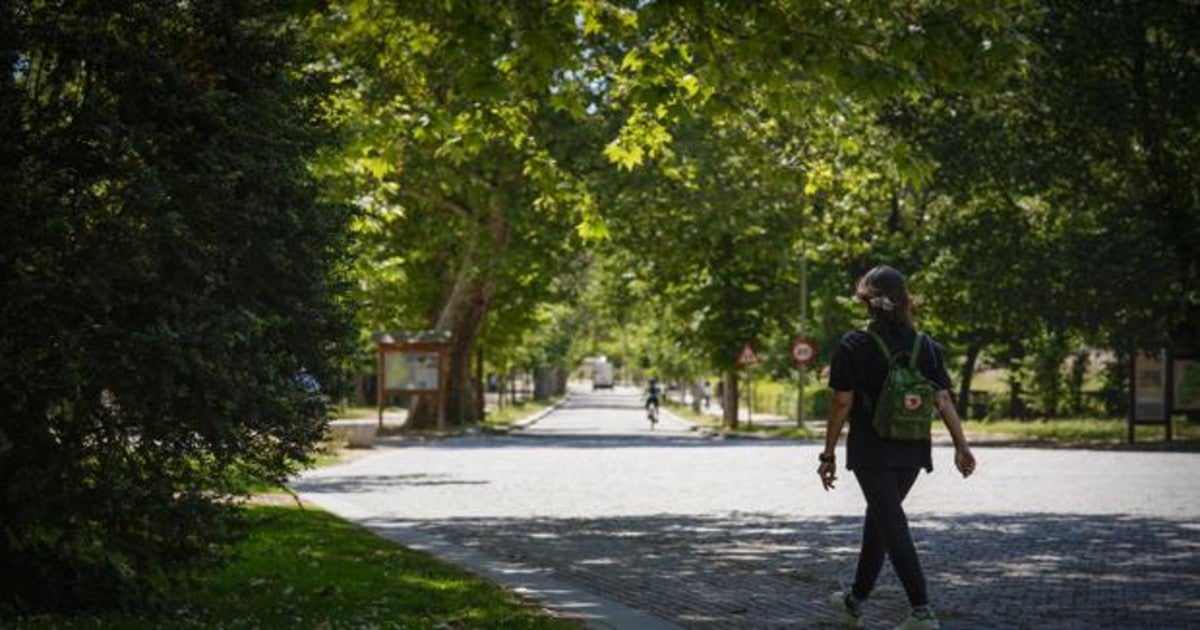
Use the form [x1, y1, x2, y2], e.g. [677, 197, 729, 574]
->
[790, 337, 818, 368]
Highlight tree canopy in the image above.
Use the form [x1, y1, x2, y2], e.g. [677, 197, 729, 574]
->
[317, 0, 1042, 425]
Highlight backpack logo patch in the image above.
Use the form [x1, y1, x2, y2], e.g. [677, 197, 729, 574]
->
[904, 393, 923, 410]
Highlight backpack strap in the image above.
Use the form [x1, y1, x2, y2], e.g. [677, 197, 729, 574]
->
[908, 331, 925, 370]
[865, 329, 894, 364]
[867, 329, 926, 369]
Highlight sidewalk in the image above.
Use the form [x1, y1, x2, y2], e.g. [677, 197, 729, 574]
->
[327, 409, 408, 447]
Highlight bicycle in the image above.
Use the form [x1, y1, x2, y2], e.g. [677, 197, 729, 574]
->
[646, 398, 659, 429]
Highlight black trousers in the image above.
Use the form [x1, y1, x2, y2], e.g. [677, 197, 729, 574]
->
[851, 468, 928, 607]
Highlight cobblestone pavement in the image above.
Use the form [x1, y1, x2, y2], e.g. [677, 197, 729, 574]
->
[295, 386, 1200, 629]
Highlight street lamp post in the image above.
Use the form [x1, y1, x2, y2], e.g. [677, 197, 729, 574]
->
[797, 256, 807, 428]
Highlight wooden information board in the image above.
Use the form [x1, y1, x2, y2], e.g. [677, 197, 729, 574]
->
[374, 330, 451, 430]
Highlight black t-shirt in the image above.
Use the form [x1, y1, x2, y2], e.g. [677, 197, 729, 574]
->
[827, 323, 952, 472]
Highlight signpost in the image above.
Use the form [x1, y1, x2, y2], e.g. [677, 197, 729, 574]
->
[791, 335, 818, 426]
[737, 342, 760, 425]
[791, 337, 818, 367]
[794, 256, 812, 427]
[374, 330, 451, 431]
[736, 342, 760, 368]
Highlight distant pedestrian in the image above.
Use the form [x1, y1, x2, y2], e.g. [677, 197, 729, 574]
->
[701, 380, 712, 408]
[819, 265, 976, 629]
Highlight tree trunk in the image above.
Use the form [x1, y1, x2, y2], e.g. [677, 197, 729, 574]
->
[957, 342, 982, 419]
[406, 279, 492, 429]
[1007, 373, 1024, 419]
[723, 370, 739, 429]
[475, 346, 485, 420]
[887, 188, 903, 233]
[1068, 350, 1088, 416]
[407, 208, 505, 429]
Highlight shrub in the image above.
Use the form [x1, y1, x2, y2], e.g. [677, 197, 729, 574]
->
[0, 1, 351, 612]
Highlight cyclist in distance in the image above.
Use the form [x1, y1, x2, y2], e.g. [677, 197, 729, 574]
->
[645, 378, 662, 427]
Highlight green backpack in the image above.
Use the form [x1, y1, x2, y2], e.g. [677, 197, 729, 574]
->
[864, 330, 937, 441]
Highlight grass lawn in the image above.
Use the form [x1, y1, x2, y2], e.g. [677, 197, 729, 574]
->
[665, 401, 719, 427]
[958, 416, 1200, 444]
[738, 425, 813, 439]
[8, 505, 578, 629]
[970, 368, 1009, 394]
[669, 399, 1195, 446]
[666, 402, 813, 439]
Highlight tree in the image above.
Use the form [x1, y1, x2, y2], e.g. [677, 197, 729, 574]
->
[314, 0, 597, 427]
[0, 1, 351, 610]
[1026, 0, 1200, 352]
[600, 116, 809, 427]
[892, 0, 1199, 417]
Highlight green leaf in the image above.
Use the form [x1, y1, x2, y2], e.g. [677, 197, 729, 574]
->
[603, 140, 645, 170]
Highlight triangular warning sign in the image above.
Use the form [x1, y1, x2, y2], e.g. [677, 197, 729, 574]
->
[736, 342, 760, 367]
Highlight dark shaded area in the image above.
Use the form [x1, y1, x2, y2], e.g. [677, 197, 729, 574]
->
[295, 473, 490, 494]
[368, 434, 798, 451]
[0, 1, 352, 612]
[359, 512, 1200, 629]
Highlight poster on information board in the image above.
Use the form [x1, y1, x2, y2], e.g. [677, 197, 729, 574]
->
[383, 350, 440, 392]
[1133, 350, 1168, 422]
[1174, 357, 1200, 412]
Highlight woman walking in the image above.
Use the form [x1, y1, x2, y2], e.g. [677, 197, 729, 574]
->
[819, 265, 976, 629]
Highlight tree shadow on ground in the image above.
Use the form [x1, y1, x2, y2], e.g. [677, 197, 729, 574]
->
[293, 473, 490, 494]
[367, 434, 803, 451]
[360, 512, 1200, 629]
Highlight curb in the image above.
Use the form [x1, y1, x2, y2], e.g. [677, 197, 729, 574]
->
[657, 407, 727, 439]
[662, 405, 811, 441]
[507, 394, 573, 431]
[356, 397, 574, 441]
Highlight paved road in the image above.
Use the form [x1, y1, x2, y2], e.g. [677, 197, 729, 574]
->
[295, 386, 1200, 628]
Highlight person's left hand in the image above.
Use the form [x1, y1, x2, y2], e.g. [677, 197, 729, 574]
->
[818, 461, 837, 491]
[955, 447, 977, 479]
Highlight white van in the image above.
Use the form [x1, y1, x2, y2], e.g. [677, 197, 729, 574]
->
[592, 360, 614, 390]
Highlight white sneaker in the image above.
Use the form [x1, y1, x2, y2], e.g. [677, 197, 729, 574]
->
[828, 591, 862, 628]
[894, 608, 940, 629]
